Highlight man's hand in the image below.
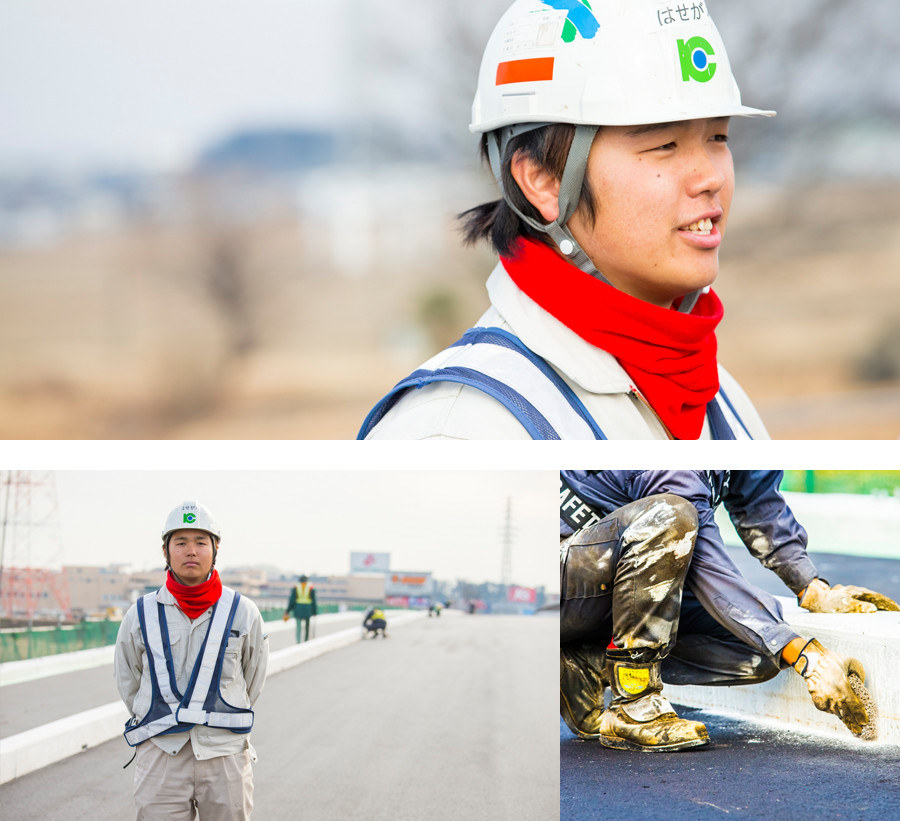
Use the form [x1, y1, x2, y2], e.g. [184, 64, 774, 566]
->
[792, 638, 876, 739]
[799, 578, 900, 614]
[282, 613, 290, 622]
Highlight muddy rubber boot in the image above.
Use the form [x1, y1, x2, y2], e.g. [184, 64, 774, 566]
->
[599, 647, 709, 752]
[560, 644, 609, 739]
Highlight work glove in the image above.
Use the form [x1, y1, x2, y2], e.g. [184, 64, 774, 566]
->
[792, 638, 875, 738]
[282, 613, 290, 622]
[799, 578, 900, 614]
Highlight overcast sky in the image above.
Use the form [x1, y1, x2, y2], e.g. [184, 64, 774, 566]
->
[2, 470, 559, 592]
[0, 0, 356, 170]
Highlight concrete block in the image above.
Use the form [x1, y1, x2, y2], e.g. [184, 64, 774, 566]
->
[0, 645, 116, 688]
[666, 597, 900, 745]
[0, 702, 129, 785]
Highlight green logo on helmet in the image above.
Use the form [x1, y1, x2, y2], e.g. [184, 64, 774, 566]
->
[183, 512, 196, 524]
[677, 36, 716, 83]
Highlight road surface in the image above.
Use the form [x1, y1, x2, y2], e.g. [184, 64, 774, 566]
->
[561, 708, 900, 820]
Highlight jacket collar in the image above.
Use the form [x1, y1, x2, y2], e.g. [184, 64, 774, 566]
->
[155, 584, 214, 625]
[485, 264, 634, 395]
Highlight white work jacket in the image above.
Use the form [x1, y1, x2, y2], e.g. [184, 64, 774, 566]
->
[363, 264, 770, 440]
[114, 585, 269, 760]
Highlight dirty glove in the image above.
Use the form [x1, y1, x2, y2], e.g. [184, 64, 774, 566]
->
[282, 613, 290, 622]
[792, 638, 875, 738]
[799, 578, 900, 614]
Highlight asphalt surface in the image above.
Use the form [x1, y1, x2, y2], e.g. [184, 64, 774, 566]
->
[561, 709, 900, 821]
[0, 613, 558, 821]
[0, 615, 349, 737]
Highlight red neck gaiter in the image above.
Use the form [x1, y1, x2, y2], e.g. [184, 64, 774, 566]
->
[166, 569, 223, 619]
[501, 239, 723, 440]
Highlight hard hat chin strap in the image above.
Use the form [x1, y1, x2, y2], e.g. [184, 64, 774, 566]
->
[488, 123, 607, 286]
[488, 123, 701, 314]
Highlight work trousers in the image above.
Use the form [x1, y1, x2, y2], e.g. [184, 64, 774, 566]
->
[560, 494, 779, 686]
[294, 616, 311, 643]
[133, 741, 254, 820]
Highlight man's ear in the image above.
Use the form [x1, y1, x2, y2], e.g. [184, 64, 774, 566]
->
[509, 150, 561, 223]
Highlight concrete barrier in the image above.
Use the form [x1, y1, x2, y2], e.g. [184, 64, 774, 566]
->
[0, 609, 428, 784]
[0, 702, 130, 785]
[666, 597, 900, 745]
[0, 611, 370, 688]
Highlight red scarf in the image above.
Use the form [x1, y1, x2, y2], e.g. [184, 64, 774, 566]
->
[166, 569, 223, 619]
[501, 239, 723, 440]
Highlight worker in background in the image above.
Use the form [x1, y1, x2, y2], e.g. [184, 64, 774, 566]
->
[283, 574, 317, 643]
[429, 601, 443, 617]
[114, 501, 268, 819]
[363, 606, 388, 639]
[559, 471, 898, 751]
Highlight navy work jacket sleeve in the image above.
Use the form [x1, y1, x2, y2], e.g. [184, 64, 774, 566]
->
[720, 471, 818, 595]
[560, 470, 809, 662]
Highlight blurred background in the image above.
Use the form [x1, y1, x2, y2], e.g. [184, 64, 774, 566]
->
[1, 0, 899, 439]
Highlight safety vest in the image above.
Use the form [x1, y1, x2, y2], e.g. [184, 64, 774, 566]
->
[294, 583, 313, 604]
[358, 327, 752, 440]
[370, 609, 385, 621]
[123, 587, 254, 747]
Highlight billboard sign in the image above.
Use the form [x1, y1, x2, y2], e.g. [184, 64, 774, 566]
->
[507, 585, 537, 604]
[385, 571, 434, 597]
[350, 552, 391, 573]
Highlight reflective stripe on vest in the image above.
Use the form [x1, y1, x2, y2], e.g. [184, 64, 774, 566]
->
[123, 587, 253, 747]
[358, 327, 752, 441]
[295, 583, 312, 604]
[358, 327, 607, 440]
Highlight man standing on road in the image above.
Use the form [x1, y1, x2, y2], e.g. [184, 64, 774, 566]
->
[283, 574, 317, 643]
[559, 471, 898, 751]
[115, 501, 269, 820]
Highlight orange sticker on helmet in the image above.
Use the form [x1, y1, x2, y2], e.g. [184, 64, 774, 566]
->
[496, 57, 555, 85]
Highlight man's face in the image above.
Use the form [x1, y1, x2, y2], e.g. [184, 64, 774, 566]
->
[165, 529, 215, 586]
[568, 117, 734, 308]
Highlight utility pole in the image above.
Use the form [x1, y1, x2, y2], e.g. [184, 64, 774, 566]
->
[501, 497, 513, 587]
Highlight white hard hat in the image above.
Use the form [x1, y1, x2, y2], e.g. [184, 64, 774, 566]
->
[162, 501, 221, 542]
[471, 0, 774, 133]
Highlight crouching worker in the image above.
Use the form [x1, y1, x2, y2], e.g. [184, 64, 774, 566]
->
[559, 471, 898, 752]
[363, 607, 388, 639]
[115, 501, 269, 819]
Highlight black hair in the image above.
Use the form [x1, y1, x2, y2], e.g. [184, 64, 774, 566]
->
[457, 124, 599, 258]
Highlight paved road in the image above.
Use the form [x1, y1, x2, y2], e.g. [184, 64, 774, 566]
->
[561, 708, 900, 820]
[0, 613, 558, 821]
[0, 615, 351, 738]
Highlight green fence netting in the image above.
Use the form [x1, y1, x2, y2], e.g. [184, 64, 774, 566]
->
[781, 471, 900, 496]
[1, 619, 122, 663]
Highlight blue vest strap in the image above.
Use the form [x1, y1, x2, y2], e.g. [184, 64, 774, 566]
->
[358, 327, 606, 440]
